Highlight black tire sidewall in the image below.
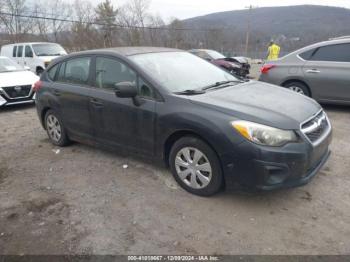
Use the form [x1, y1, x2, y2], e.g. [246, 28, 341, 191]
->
[285, 82, 310, 97]
[169, 136, 223, 197]
[45, 110, 69, 147]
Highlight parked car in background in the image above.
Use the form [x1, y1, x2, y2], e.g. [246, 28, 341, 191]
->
[35, 47, 331, 196]
[259, 38, 350, 105]
[0, 56, 39, 107]
[1, 42, 67, 75]
[189, 49, 250, 77]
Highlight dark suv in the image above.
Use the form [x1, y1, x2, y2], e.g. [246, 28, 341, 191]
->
[35, 47, 331, 196]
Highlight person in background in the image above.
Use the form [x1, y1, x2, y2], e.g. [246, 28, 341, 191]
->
[267, 40, 281, 61]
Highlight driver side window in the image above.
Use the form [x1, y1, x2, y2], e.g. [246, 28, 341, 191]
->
[96, 57, 137, 90]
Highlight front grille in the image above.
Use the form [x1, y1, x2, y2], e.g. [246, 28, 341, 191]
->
[301, 111, 330, 144]
[2, 85, 32, 99]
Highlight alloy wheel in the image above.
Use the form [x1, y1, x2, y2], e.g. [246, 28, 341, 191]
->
[174, 147, 212, 189]
[288, 86, 305, 95]
[46, 114, 62, 142]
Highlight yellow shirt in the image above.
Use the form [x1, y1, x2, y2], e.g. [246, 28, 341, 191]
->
[268, 44, 281, 60]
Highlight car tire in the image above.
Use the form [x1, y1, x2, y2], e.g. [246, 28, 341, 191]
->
[45, 109, 70, 147]
[36, 68, 44, 76]
[284, 82, 310, 97]
[169, 136, 223, 196]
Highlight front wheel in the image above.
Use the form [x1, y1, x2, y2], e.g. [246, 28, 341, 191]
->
[169, 136, 223, 196]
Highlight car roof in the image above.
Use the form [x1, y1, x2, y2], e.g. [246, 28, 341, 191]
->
[73, 46, 181, 57]
[2, 42, 59, 46]
[189, 49, 212, 52]
[281, 38, 350, 60]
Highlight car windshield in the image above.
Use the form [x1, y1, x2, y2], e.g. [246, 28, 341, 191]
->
[207, 50, 226, 59]
[32, 44, 66, 56]
[0, 57, 24, 73]
[130, 52, 238, 93]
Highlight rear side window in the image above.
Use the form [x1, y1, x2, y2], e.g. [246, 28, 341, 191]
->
[59, 57, 91, 85]
[311, 44, 350, 62]
[299, 49, 316, 60]
[13, 46, 17, 57]
[17, 46, 23, 57]
[47, 64, 59, 80]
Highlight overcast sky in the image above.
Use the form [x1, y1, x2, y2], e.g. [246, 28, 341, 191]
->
[90, 0, 350, 20]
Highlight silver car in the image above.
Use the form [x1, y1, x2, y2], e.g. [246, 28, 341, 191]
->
[259, 37, 350, 105]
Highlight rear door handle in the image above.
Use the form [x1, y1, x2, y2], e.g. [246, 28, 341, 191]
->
[90, 98, 104, 107]
[306, 69, 321, 74]
[53, 89, 61, 96]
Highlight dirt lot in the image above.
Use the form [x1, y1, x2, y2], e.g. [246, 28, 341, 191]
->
[1, 73, 350, 255]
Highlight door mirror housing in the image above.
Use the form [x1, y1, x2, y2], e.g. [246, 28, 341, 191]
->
[115, 82, 137, 98]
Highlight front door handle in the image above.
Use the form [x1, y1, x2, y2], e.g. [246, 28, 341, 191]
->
[53, 89, 61, 96]
[90, 98, 104, 107]
[306, 69, 321, 74]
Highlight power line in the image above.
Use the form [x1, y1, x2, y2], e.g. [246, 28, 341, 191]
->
[0, 11, 220, 32]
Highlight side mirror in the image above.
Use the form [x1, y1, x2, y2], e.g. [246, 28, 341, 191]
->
[115, 82, 137, 98]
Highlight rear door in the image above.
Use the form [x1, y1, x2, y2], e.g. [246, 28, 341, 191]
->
[303, 43, 350, 101]
[89, 56, 157, 155]
[52, 56, 94, 140]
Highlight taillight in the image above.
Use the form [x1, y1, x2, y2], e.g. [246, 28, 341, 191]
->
[260, 64, 276, 74]
[33, 80, 43, 92]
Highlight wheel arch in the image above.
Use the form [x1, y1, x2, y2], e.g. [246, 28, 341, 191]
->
[41, 107, 51, 129]
[281, 79, 312, 97]
[163, 130, 221, 168]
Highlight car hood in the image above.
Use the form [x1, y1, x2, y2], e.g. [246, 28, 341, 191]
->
[214, 59, 241, 68]
[231, 56, 249, 64]
[0, 70, 39, 87]
[188, 81, 321, 130]
[37, 56, 62, 63]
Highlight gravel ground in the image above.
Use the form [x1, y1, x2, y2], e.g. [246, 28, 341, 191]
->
[0, 71, 350, 255]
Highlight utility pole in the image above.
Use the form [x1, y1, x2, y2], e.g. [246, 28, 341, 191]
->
[245, 5, 257, 57]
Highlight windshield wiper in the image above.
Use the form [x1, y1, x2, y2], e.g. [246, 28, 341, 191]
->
[202, 80, 243, 91]
[174, 89, 206, 95]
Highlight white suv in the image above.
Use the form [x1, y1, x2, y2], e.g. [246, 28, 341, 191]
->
[0, 42, 67, 75]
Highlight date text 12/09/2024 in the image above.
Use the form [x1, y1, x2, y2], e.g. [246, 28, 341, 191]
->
[128, 256, 220, 261]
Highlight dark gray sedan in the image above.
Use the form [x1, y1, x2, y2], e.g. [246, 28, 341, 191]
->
[259, 37, 350, 105]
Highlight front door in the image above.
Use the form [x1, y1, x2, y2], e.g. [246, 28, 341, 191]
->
[89, 56, 157, 155]
[303, 43, 350, 102]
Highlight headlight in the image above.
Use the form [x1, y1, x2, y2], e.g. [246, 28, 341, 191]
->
[232, 120, 298, 147]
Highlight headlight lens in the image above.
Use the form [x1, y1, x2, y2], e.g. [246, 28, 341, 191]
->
[232, 120, 298, 147]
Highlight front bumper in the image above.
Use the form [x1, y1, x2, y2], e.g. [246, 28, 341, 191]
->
[0, 91, 35, 107]
[221, 128, 332, 190]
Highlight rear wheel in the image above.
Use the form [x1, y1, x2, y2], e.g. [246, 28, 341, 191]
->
[284, 82, 310, 97]
[45, 110, 70, 147]
[169, 136, 223, 196]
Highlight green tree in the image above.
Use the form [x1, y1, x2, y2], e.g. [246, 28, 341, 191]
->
[95, 0, 118, 47]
